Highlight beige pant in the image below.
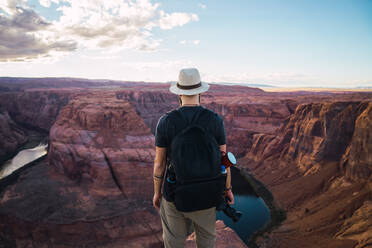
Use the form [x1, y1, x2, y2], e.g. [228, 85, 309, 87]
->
[160, 197, 216, 248]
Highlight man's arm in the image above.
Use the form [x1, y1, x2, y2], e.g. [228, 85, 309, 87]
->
[153, 146, 167, 210]
[220, 144, 234, 204]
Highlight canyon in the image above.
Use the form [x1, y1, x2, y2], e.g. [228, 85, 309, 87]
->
[0, 77, 371, 247]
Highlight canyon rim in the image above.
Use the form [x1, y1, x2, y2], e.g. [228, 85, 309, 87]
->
[0, 78, 371, 247]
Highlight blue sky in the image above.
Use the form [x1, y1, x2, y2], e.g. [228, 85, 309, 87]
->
[0, 0, 371, 88]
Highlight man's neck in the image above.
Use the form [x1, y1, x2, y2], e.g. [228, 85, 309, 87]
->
[180, 94, 200, 106]
[182, 103, 199, 106]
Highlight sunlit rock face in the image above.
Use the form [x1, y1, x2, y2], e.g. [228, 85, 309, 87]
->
[335, 200, 372, 248]
[285, 102, 370, 173]
[245, 101, 372, 179]
[48, 91, 155, 198]
[241, 101, 372, 248]
[341, 102, 372, 181]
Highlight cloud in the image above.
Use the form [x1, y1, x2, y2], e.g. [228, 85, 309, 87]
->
[0, 0, 199, 61]
[158, 11, 198, 30]
[0, 6, 77, 61]
[39, 0, 51, 8]
[198, 3, 206, 9]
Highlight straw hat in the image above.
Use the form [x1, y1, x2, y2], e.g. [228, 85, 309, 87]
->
[169, 68, 210, 95]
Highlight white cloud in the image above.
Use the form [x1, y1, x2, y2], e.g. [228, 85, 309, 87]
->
[0, 5, 76, 62]
[0, 0, 199, 61]
[0, 0, 27, 14]
[158, 11, 198, 30]
[198, 3, 206, 9]
[39, 0, 51, 8]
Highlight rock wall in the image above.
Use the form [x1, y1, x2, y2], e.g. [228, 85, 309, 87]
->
[245, 101, 372, 180]
[48, 91, 155, 198]
[0, 91, 72, 131]
[242, 101, 372, 248]
[341, 103, 372, 181]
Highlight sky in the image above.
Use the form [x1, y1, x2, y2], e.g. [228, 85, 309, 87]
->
[0, 0, 371, 88]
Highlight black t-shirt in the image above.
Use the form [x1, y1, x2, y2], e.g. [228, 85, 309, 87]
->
[155, 105, 226, 201]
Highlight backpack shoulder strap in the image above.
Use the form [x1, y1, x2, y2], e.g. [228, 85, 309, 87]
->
[167, 109, 188, 131]
[192, 107, 215, 130]
[168, 107, 206, 127]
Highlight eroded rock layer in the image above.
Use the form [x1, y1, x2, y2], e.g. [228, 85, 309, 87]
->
[242, 101, 372, 248]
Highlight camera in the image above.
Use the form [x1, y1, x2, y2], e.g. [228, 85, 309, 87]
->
[217, 197, 242, 222]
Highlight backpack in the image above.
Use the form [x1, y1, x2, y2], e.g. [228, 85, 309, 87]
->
[167, 108, 225, 212]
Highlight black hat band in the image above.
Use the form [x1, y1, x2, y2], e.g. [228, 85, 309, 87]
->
[176, 82, 202, 90]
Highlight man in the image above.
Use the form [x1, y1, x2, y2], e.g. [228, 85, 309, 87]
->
[153, 68, 234, 248]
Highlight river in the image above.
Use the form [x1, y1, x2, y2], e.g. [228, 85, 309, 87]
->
[0, 143, 48, 180]
[217, 166, 271, 244]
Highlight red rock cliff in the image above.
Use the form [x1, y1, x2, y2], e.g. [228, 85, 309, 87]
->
[242, 101, 372, 248]
[0, 91, 163, 247]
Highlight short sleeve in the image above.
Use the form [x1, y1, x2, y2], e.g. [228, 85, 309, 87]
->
[155, 115, 168, 147]
[214, 114, 226, 145]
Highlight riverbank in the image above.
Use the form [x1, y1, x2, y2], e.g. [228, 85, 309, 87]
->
[238, 167, 286, 248]
[0, 129, 48, 170]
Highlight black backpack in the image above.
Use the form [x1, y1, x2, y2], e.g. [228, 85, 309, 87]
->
[167, 108, 225, 212]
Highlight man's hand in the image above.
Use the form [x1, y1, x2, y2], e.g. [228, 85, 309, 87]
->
[225, 190, 234, 205]
[153, 193, 162, 210]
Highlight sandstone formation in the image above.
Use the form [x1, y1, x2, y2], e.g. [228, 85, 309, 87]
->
[242, 101, 372, 248]
[48, 91, 155, 196]
[341, 103, 372, 181]
[335, 200, 372, 248]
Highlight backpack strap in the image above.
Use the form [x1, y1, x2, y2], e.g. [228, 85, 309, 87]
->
[179, 107, 209, 126]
